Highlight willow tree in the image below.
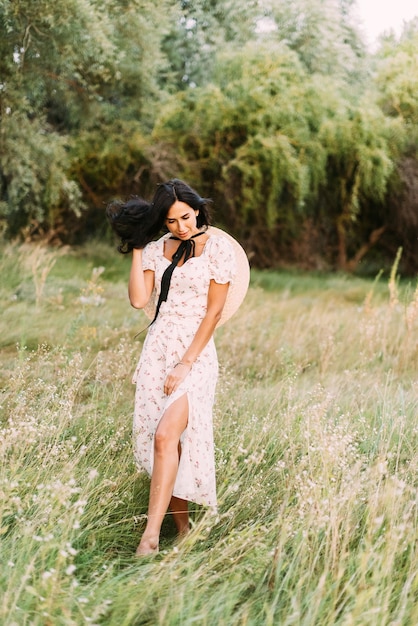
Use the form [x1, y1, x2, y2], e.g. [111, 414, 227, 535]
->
[153, 41, 338, 265]
[375, 19, 418, 128]
[259, 0, 367, 83]
[159, 0, 260, 90]
[67, 0, 177, 225]
[152, 34, 399, 269]
[317, 102, 396, 270]
[0, 0, 115, 236]
[372, 19, 418, 272]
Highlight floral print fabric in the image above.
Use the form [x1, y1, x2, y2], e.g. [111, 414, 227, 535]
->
[132, 234, 236, 507]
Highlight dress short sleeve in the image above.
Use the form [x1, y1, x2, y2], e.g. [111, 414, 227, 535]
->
[142, 240, 159, 271]
[207, 236, 236, 285]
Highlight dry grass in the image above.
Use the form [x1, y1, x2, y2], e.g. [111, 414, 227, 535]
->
[1, 241, 417, 625]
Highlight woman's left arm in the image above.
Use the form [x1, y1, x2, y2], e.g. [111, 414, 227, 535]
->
[163, 280, 229, 396]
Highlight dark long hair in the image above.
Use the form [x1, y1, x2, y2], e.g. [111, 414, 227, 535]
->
[106, 179, 212, 253]
[106, 196, 161, 254]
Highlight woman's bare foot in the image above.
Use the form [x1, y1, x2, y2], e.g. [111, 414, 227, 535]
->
[135, 536, 159, 556]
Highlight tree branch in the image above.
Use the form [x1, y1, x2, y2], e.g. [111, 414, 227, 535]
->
[346, 225, 387, 272]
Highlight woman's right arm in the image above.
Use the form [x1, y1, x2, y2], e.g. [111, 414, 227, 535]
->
[128, 248, 155, 309]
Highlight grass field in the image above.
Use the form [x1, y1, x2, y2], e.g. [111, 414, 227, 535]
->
[1, 241, 417, 626]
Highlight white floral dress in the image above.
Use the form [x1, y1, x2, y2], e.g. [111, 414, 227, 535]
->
[132, 233, 236, 507]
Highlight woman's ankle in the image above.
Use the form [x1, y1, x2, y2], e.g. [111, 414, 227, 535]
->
[176, 522, 190, 536]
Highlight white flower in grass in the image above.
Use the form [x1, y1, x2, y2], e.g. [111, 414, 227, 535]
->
[65, 564, 77, 575]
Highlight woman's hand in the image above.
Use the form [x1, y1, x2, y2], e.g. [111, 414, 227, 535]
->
[164, 362, 191, 396]
[162, 281, 229, 395]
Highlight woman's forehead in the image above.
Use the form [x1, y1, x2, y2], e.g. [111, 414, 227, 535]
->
[166, 200, 195, 219]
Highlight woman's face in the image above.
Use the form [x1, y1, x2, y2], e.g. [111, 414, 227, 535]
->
[165, 201, 200, 239]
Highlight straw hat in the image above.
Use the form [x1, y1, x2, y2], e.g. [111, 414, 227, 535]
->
[143, 226, 250, 327]
[207, 226, 250, 326]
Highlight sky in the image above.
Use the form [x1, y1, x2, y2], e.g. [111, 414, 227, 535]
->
[355, 0, 418, 47]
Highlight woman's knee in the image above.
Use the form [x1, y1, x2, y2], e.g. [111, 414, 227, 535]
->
[154, 426, 174, 453]
[154, 396, 188, 454]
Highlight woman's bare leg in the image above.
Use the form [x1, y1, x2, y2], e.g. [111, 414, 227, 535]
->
[136, 394, 188, 556]
[169, 496, 190, 536]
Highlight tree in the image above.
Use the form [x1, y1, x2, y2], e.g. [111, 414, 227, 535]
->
[372, 19, 418, 272]
[259, 0, 367, 83]
[159, 0, 260, 90]
[0, 0, 116, 236]
[0, 0, 173, 238]
[317, 101, 395, 270]
[152, 37, 399, 269]
[374, 20, 418, 129]
[153, 42, 336, 265]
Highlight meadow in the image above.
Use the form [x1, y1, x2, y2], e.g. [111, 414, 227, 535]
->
[1, 242, 417, 626]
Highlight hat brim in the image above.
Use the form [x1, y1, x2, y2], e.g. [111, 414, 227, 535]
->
[207, 226, 250, 326]
[143, 226, 250, 327]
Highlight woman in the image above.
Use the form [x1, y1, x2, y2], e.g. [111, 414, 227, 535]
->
[108, 179, 237, 555]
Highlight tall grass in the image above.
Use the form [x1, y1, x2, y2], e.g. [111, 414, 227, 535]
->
[1, 241, 417, 625]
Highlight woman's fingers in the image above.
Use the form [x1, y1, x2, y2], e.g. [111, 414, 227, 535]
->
[164, 364, 190, 395]
[164, 372, 179, 395]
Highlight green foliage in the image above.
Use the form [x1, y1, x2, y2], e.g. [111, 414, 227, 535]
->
[371, 20, 418, 272]
[0, 0, 116, 235]
[0, 0, 173, 237]
[0, 0, 118, 123]
[160, 0, 260, 90]
[153, 41, 396, 268]
[375, 21, 418, 135]
[0, 0, 417, 272]
[0, 111, 83, 236]
[262, 0, 367, 82]
[317, 100, 396, 267]
[70, 122, 149, 201]
[95, 0, 176, 127]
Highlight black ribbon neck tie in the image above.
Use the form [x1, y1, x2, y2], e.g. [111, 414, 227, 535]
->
[151, 231, 205, 324]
